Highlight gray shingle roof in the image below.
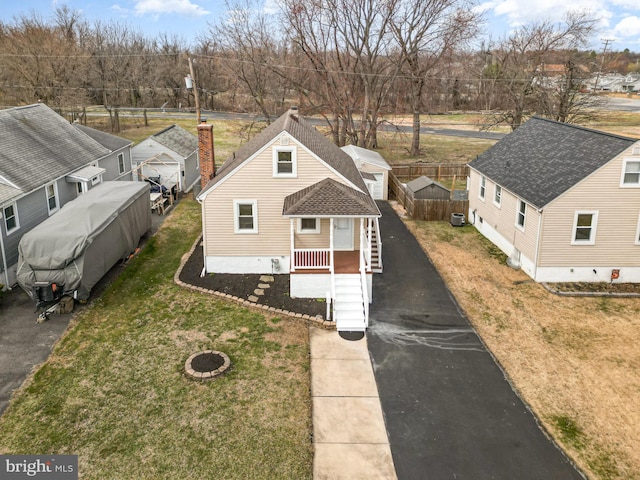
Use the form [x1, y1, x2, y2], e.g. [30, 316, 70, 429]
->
[203, 108, 370, 195]
[283, 178, 380, 216]
[152, 124, 197, 157]
[468, 117, 636, 209]
[0, 104, 110, 193]
[406, 175, 448, 193]
[73, 124, 132, 151]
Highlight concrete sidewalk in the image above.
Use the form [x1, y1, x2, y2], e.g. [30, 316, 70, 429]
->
[310, 327, 396, 479]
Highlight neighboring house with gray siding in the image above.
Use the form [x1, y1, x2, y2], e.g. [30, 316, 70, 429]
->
[197, 107, 382, 332]
[131, 124, 199, 193]
[0, 103, 134, 288]
[468, 117, 640, 283]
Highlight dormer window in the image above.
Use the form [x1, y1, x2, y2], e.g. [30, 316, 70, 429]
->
[273, 146, 297, 177]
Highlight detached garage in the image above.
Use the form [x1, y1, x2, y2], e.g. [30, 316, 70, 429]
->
[341, 145, 391, 200]
[131, 124, 199, 193]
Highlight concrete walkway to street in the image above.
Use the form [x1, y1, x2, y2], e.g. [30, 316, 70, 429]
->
[310, 327, 396, 479]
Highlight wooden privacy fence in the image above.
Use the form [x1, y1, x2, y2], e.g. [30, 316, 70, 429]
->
[392, 163, 469, 181]
[389, 170, 469, 222]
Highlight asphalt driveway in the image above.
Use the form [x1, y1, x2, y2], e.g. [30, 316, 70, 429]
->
[368, 201, 583, 479]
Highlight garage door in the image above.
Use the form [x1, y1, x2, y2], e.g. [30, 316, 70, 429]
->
[141, 162, 181, 190]
[370, 172, 385, 200]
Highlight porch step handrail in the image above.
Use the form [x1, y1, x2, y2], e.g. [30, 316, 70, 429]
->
[359, 249, 369, 328]
[374, 217, 382, 270]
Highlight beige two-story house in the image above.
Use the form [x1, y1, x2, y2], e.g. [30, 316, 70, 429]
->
[468, 117, 640, 283]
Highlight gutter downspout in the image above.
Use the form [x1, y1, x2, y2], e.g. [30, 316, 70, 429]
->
[534, 208, 543, 281]
[196, 194, 207, 278]
[0, 212, 10, 288]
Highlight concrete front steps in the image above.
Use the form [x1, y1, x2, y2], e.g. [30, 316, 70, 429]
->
[334, 274, 367, 332]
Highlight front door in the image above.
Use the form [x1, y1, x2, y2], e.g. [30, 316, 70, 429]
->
[334, 218, 354, 250]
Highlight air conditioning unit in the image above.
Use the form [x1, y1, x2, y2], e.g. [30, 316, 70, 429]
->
[451, 213, 465, 227]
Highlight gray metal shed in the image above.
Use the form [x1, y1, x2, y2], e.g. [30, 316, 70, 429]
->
[406, 176, 450, 200]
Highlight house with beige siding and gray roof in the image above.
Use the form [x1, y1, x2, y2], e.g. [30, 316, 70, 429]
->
[468, 116, 640, 283]
[197, 107, 382, 332]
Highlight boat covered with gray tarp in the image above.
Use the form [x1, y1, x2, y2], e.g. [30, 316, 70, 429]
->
[17, 181, 151, 303]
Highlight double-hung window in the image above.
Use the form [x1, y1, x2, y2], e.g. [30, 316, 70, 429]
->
[273, 147, 297, 177]
[46, 182, 59, 215]
[118, 153, 125, 175]
[572, 211, 598, 245]
[516, 200, 526, 230]
[234, 200, 258, 233]
[3, 203, 19, 234]
[479, 175, 486, 200]
[621, 158, 640, 186]
[493, 184, 502, 207]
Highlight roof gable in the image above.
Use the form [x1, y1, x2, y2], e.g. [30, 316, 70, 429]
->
[0, 104, 110, 193]
[341, 144, 391, 170]
[73, 124, 132, 151]
[468, 117, 636, 208]
[406, 175, 448, 193]
[152, 124, 197, 157]
[200, 108, 369, 196]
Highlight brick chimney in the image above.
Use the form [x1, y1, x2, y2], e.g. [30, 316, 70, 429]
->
[197, 119, 215, 189]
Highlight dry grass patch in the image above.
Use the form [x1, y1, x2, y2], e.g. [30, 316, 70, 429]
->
[0, 199, 312, 479]
[403, 214, 640, 480]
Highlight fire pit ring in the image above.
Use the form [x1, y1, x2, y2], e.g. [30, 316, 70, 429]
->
[184, 350, 231, 381]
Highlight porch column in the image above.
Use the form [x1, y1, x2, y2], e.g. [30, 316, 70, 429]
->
[329, 218, 335, 274]
[290, 218, 295, 272]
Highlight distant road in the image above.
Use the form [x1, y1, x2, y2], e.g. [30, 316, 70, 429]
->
[89, 108, 506, 141]
[601, 96, 640, 112]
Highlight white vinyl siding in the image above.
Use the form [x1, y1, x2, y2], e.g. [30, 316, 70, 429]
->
[234, 200, 258, 233]
[3, 203, 19, 234]
[636, 213, 640, 245]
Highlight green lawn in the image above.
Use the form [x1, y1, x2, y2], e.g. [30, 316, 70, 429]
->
[0, 199, 312, 479]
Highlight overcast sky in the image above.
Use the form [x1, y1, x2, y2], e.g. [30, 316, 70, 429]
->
[1, 0, 640, 51]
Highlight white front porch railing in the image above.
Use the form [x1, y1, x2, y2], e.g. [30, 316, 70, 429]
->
[292, 248, 332, 270]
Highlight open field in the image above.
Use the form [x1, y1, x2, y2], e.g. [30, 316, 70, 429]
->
[401, 213, 640, 480]
[0, 200, 313, 479]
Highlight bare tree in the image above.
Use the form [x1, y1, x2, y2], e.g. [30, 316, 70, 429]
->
[485, 10, 598, 130]
[390, 0, 480, 155]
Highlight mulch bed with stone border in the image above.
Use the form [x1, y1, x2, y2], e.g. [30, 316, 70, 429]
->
[176, 237, 328, 321]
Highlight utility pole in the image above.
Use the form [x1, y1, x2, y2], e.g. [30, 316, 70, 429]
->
[187, 57, 201, 124]
[593, 38, 614, 93]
